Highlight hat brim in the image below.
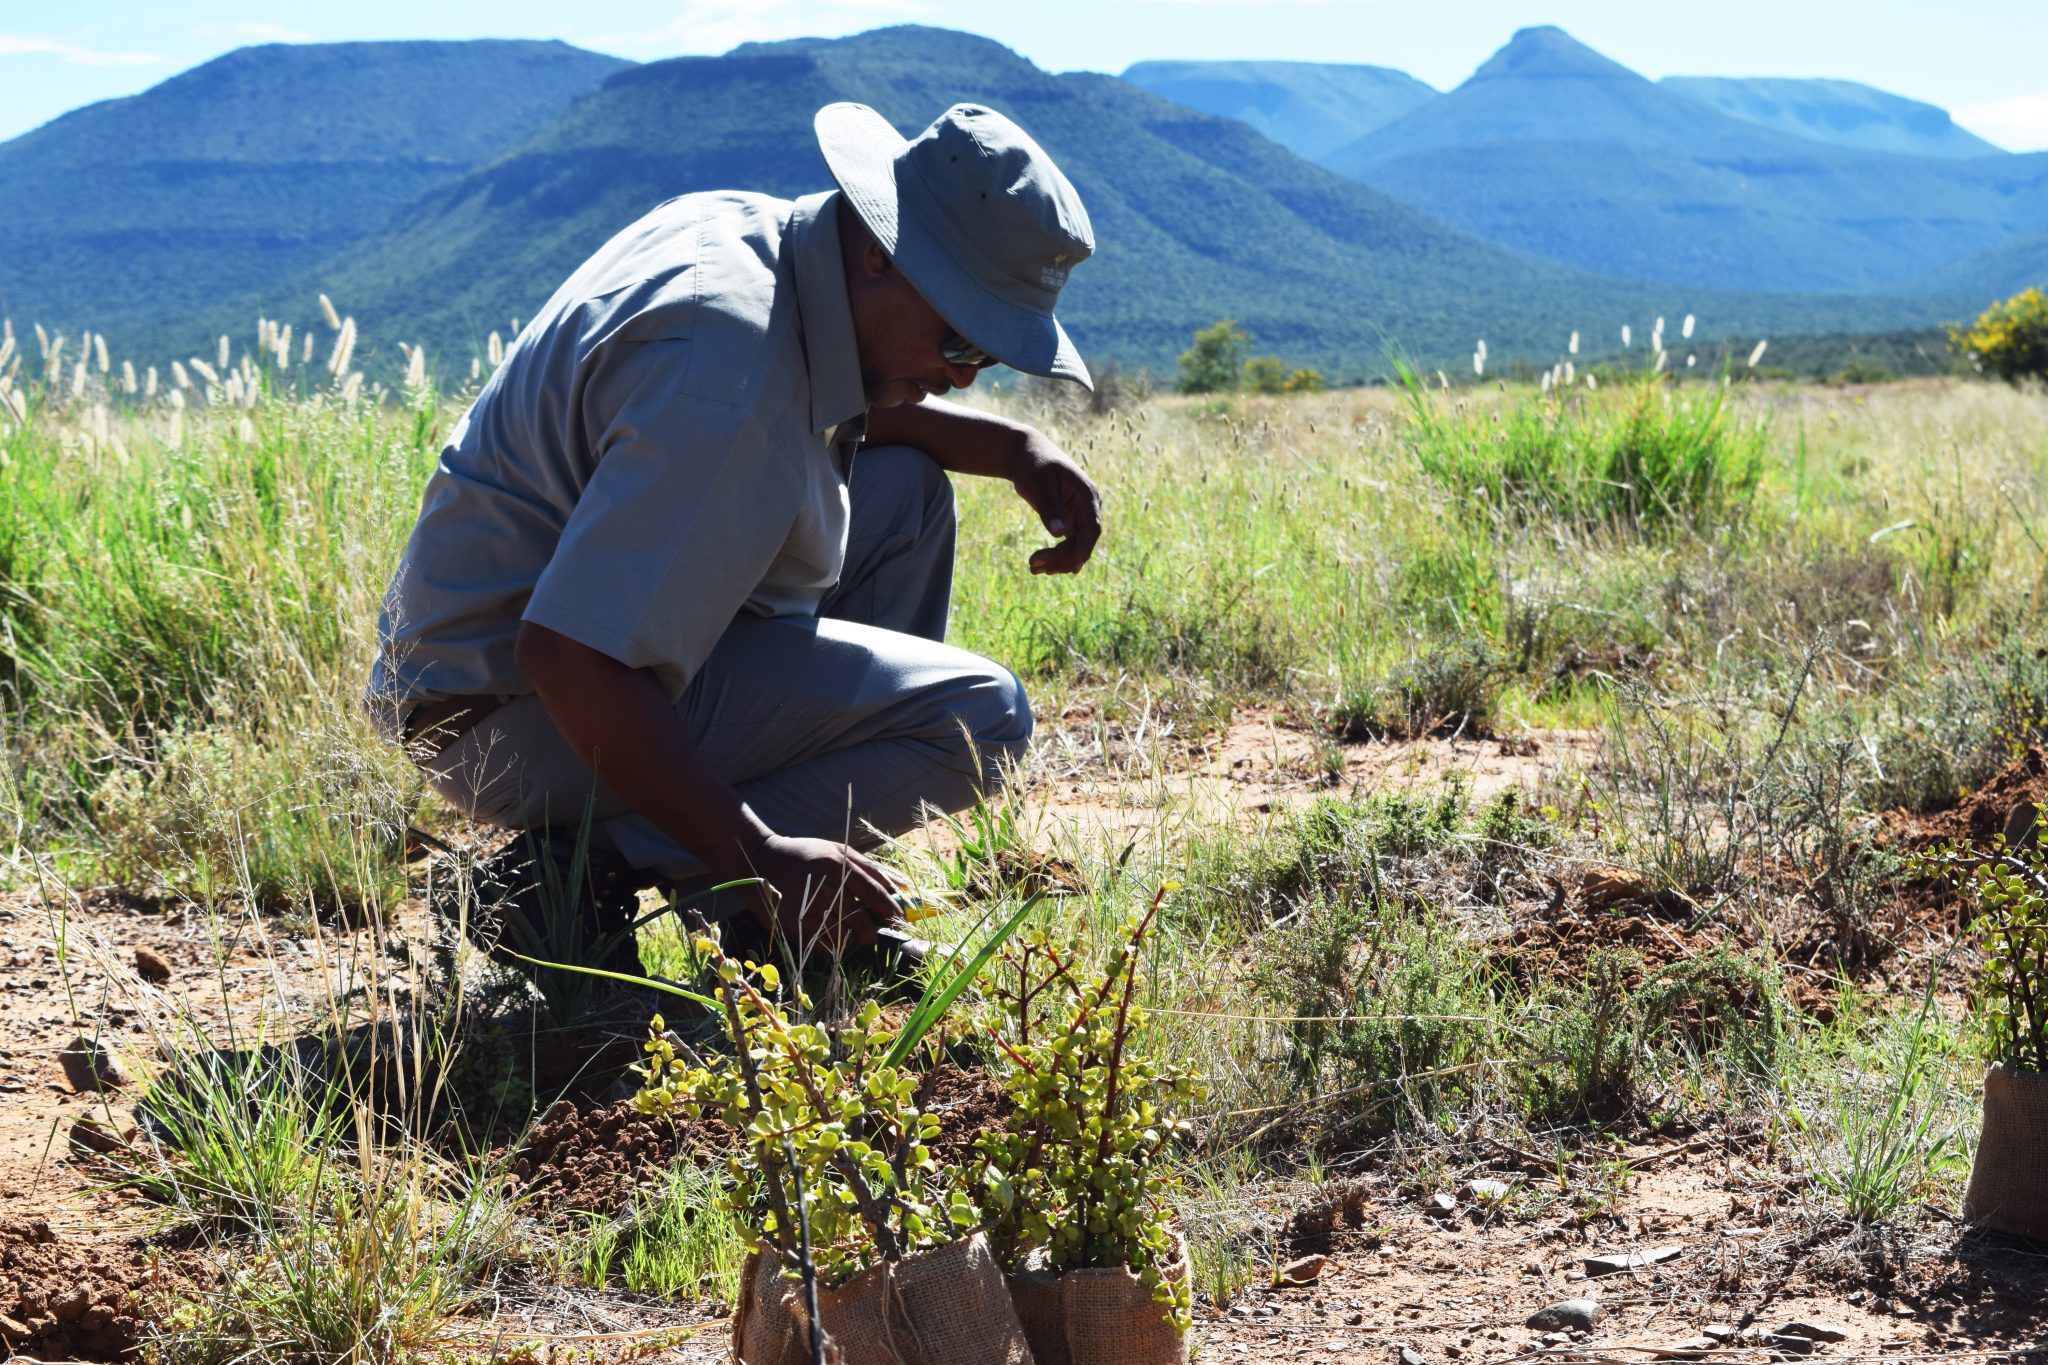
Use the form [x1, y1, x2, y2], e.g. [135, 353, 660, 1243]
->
[815, 102, 1092, 389]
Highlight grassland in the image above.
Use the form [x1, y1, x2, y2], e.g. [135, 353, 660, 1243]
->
[1, 325, 2045, 1360]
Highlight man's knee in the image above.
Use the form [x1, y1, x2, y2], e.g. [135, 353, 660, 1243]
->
[959, 661, 1033, 784]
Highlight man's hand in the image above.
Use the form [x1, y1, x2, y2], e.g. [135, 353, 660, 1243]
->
[742, 834, 902, 951]
[865, 398, 1105, 575]
[1010, 434, 1102, 575]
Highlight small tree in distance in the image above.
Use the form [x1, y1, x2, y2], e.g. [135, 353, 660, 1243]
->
[1178, 319, 1249, 394]
[1949, 286, 2048, 385]
[1243, 354, 1286, 394]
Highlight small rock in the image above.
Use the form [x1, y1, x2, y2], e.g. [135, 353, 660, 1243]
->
[1767, 1333, 1815, 1357]
[1468, 1178, 1513, 1202]
[1778, 1322, 1848, 1344]
[1427, 1192, 1459, 1217]
[1541, 1332, 1568, 1346]
[0, 1314, 29, 1345]
[1892, 1306, 1916, 1319]
[1400, 1347, 1429, 1365]
[68, 1114, 129, 1157]
[133, 946, 173, 983]
[1583, 1245, 1683, 1276]
[1277, 1254, 1330, 1285]
[1657, 1338, 1719, 1358]
[1527, 1299, 1603, 1332]
[1702, 1324, 1737, 1342]
[58, 1034, 132, 1092]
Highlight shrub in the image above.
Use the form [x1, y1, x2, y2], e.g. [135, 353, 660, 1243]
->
[1948, 286, 2048, 385]
[1403, 369, 1764, 529]
[1336, 637, 1505, 740]
[1958, 827, 2048, 1072]
[1177, 320, 1249, 394]
[1243, 355, 1287, 394]
[970, 893, 1204, 1325]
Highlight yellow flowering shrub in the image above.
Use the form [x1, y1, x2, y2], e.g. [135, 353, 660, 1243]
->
[1948, 286, 2048, 384]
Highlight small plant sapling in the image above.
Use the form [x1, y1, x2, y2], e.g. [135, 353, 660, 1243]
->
[1964, 830, 2048, 1074]
[633, 945, 968, 1288]
[970, 886, 1208, 1330]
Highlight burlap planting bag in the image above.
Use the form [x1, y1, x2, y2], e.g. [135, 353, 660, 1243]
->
[1007, 1237, 1190, 1365]
[1963, 1063, 2048, 1239]
[734, 1233, 1035, 1365]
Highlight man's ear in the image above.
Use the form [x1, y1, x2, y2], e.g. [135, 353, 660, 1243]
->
[862, 238, 893, 280]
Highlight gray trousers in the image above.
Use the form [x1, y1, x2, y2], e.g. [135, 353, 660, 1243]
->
[423, 444, 1033, 879]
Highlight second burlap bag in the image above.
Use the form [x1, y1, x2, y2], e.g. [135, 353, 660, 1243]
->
[1007, 1238, 1190, 1365]
[1962, 1063, 2048, 1239]
[734, 1233, 1036, 1365]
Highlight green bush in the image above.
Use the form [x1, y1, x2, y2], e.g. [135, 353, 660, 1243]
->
[1948, 286, 2048, 385]
[1243, 355, 1286, 394]
[1403, 369, 1764, 528]
[1177, 320, 1249, 395]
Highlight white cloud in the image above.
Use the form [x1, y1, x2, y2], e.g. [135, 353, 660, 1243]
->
[0, 33, 166, 67]
[1953, 91, 2048, 153]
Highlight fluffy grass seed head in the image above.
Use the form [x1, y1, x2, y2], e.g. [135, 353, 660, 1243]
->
[1569, 330, 1580, 355]
[1683, 313, 1696, 340]
[329, 317, 357, 378]
[1622, 324, 1632, 348]
[1748, 339, 1769, 368]
[319, 293, 342, 330]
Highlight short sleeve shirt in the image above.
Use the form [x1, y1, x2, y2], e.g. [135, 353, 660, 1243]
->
[367, 189, 867, 733]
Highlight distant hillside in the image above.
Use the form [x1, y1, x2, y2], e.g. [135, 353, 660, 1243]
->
[1661, 76, 2004, 160]
[0, 39, 629, 344]
[1910, 230, 2048, 305]
[1119, 60, 1436, 162]
[260, 26, 1959, 379]
[1322, 26, 2048, 295]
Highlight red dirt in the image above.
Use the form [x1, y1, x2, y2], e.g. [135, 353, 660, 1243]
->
[1891, 746, 2048, 852]
[0, 1214, 178, 1359]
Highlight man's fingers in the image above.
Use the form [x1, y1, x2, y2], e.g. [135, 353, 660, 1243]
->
[1024, 463, 1101, 575]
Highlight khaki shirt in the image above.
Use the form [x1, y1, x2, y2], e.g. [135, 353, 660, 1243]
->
[368, 189, 866, 733]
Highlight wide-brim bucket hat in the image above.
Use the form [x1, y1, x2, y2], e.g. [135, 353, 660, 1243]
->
[816, 101, 1095, 388]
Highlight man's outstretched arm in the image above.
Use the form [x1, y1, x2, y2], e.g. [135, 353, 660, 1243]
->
[865, 396, 1103, 575]
[513, 620, 899, 945]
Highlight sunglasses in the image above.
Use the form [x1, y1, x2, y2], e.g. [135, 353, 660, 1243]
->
[941, 334, 997, 369]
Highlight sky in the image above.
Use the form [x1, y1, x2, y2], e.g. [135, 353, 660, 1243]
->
[2, 0, 2045, 151]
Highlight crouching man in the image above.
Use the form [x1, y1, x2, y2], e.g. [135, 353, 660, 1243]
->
[367, 102, 1102, 969]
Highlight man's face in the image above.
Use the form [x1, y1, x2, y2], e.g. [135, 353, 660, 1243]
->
[840, 209, 989, 408]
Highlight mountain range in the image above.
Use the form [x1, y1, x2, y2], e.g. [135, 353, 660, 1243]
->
[0, 24, 2038, 380]
[1316, 27, 2048, 296]
[1120, 60, 1437, 161]
[0, 41, 627, 341]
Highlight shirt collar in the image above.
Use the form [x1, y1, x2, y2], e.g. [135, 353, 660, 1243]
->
[789, 190, 866, 436]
